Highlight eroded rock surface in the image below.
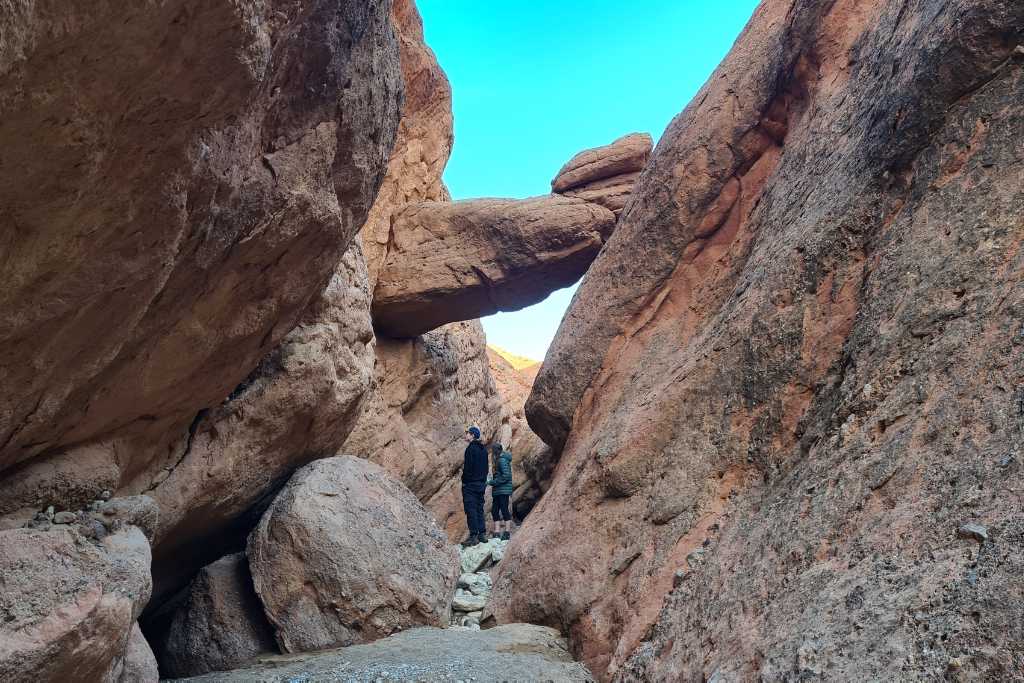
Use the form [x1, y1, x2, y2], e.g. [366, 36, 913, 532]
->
[144, 242, 375, 600]
[343, 320, 507, 540]
[168, 624, 593, 683]
[552, 133, 652, 215]
[248, 456, 459, 653]
[153, 553, 276, 678]
[500, 0, 1024, 680]
[0, 523, 152, 681]
[0, 1, 401, 478]
[372, 196, 616, 338]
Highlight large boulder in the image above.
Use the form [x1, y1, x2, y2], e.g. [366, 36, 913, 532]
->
[0, 0, 401, 484]
[104, 625, 159, 683]
[499, 0, 1024, 680]
[247, 456, 459, 653]
[143, 242, 375, 601]
[166, 624, 592, 682]
[371, 196, 616, 338]
[551, 133, 653, 215]
[152, 553, 277, 678]
[343, 320, 508, 540]
[0, 523, 152, 681]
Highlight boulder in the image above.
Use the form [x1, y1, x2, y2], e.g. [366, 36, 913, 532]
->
[104, 624, 158, 683]
[165, 624, 592, 682]
[561, 171, 642, 216]
[452, 590, 487, 613]
[0, 0, 401, 477]
[0, 524, 152, 681]
[501, 0, 1024, 679]
[342, 320, 507, 540]
[247, 456, 459, 653]
[458, 572, 493, 597]
[550, 133, 652, 193]
[144, 242, 375, 601]
[371, 196, 616, 338]
[153, 553, 277, 678]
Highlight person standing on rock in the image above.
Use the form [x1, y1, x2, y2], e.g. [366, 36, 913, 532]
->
[461, 426, 489, 546]
[488, 443, 514, 540]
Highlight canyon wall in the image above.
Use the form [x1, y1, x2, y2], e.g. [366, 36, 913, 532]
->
[496, 0, 1024, 680]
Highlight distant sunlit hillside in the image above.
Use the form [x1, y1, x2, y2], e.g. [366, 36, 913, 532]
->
[487, 345, 540, 371]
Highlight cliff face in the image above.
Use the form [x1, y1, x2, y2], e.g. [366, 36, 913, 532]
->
[0, 1, 401, 477]
[495, 0, 1024, 679]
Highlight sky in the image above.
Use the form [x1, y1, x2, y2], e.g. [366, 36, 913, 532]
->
[418, 0, 761, 361]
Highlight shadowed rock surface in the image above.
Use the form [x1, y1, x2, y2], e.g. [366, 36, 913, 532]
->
[248, 457, 459, 653]
[371, 196, 616, 338]
[152, 553, 276, 678]
[167, 624, 593, 682]
[499, 0, 1024, 680]
[142, 242, 375, 602]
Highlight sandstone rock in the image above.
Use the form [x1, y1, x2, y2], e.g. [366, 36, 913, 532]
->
[152, 553, 276, 678]
[957, 523, 989, 543]
[460, 542, 496, 574]
[143, 242, 374, 601]
[562, 171, 642, 216]
[551, 133, 652, 193]
[0, 524, 152, 681]
[500, 0, 1024, 679]
[104, 624, 158, 683]
[248, 456, 459, 652]
[342, 320, 507, 540]
[0, 0, 401, 479]
[360, 0, 454, 290]
[372, 196, 616, 338]
[166, 624, 593, 682]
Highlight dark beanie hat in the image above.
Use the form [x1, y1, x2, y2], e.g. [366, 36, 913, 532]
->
[468, 426, 481, 439]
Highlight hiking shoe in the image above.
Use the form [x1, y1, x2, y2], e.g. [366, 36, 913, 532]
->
[491, 531, 502, 539]
[477, 533, 490, 544]
[461, 535, 479, 548]
[501, 531, 511, 541]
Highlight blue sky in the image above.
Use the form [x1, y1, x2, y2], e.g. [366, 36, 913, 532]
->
[418, 0, 760, 361]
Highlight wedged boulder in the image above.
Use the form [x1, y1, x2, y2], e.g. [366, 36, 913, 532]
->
[551, 133, 652, 194]
[0, 0, 401, 483]
[501, 0, 1024, 680]
[371, 196, 616, 338]
[151, 553, 276, 678]
[144, 242, 375, 601]
[0, 523, 152, 681]
[247, 456, 459, 653]
[342, 320, 507, 540]
[167, 624, 593, 682]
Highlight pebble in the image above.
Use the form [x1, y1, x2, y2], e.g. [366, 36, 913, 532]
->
[957, 523, 989, 543]
[672, 569, 686, 588]
[53, 511, 77, 525]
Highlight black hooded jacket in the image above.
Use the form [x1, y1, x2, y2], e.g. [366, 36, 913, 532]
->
[462, 439, 489, 486]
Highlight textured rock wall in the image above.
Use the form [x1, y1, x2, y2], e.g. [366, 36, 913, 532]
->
[496, 0, 1024, 680]
[0, 0, 401, 477]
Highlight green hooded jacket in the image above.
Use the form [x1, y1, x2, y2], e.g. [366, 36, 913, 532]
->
[487, 450, 513, 496]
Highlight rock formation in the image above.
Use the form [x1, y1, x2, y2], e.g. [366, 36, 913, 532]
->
[495, 0, 1024, 680]
[0, 515, 153, 681]
[168, 624, 593, 682]
[0, 0, 401, 480]
[551, 133, 653, 216]
[143, 242, 375, 601]
[248, 456, 459, 653]
[152, 553, 276, 678]
[487, 347, 553, 519]
[372, 197, 616, 338]
[342, 320, 507, 539]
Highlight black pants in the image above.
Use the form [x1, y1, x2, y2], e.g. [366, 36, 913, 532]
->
[491, 494, 512, 521]
[461, 484, 486, 534]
